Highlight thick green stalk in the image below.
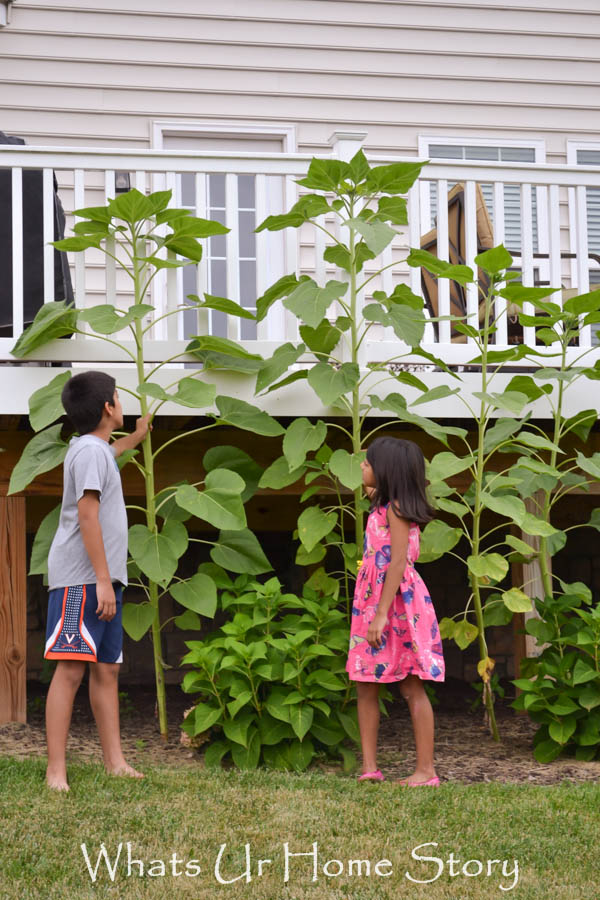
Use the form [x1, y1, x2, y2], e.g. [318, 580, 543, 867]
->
[348, 212, 364, 558]
[470, 289, 499, 741]
[132, 238, 168, 738]
[537, 337, 567, 603]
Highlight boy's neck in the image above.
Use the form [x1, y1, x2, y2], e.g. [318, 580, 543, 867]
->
[88, 419, 115, 442]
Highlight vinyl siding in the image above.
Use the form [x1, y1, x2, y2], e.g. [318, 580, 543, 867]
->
[0, 1, 598, 158]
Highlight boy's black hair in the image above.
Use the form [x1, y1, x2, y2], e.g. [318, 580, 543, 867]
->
[61, 371, 117, 435]
[366, 436, 434, 526]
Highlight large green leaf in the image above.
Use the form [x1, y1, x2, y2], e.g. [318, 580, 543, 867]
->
[365, 160, 426, 194]
[108, 188, 154, 223]
[474, 245, 514, 274]
[29, 371, 71, 432]
[187, 293, 255, 319]
[169, 216, 228, 238]
[186, 335, 262, 362]
[369, 393, 467, 448]
[467, 553, 509, 583]
[211, 529, 272, 574]
[453, 620, 479, 650]
[307, 361, 358, 407]
[170, 573, 217, 618]
[171, 377, 216, 408]
[501, 588, 533, 613]
[576, 452, 600, 481]
[282, 417, 327, 470]
[480, 492, 527, 522]
[29, 504, 61, 575]
[122, 601, 156, 641]
[8, 425, 69, 494]
[407, 248, 473, 285]
[283, 279, 348, 329]
[346, 218, 395, 255]
[427, 452, 472, 483]
[203, 445, 262, 503]
[299, 319, 342, 355]
[128, 520, 187, 586]
[78, 303, 154, 335]
[255, 193, 331, 231]
[175, 470, 246, 530]
[256, 342, 305, 394]
[230, 730, 261, 770]
[259, 456, 306, 490]
[410, 384, 460, 408]
[297, 506, 337, 552]
[387, 303, 426, 346]
[295, 157, 352, 192]
[255, 273, 304, 322]
[11, 301, 77, 358]
[288, 704, 314, 741]
[418, 519, 463, 563]
[328, 449, 364, 490]
[214, 397, 284, 436]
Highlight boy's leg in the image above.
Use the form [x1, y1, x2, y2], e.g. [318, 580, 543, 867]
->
[356, 681, 380, 774]
[88, 662, 143, 778]
[45, 660, 86, 791]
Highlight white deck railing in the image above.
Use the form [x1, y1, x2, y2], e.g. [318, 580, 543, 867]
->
[1, 140, 600, 416]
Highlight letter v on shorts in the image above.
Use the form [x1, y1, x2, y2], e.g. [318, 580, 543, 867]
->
[44, 583, 123, 663]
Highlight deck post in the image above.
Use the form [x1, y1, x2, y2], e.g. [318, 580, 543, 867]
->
[0, 495, 27, 724]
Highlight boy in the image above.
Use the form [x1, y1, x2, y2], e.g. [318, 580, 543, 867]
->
[44, 370, 151, 791]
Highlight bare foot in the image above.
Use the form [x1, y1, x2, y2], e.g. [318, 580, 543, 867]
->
[397, 771, 438, 786]
[106, 762, 144, 779]
[46, 770, 70, 792]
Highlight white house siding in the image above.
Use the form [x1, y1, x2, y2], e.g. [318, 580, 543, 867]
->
[0, 0, 598, 159]
[1, 1, 599, 342]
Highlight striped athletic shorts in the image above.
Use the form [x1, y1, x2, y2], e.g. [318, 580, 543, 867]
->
[44, 583, 123, 664]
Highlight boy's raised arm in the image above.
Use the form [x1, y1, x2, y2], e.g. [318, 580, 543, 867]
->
[110, 414, 152, 458]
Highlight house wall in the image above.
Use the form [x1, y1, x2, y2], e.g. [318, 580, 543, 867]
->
[1, 0, 598, 161]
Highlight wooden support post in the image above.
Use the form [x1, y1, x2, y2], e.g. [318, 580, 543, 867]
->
[0, 496, 27, 724]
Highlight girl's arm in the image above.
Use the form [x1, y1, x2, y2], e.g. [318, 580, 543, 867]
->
[367, 507, 410, 648]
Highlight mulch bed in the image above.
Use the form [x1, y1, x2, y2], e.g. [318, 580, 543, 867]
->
[2, 679, 599, 784]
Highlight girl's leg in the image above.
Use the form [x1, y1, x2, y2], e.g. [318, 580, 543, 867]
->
[45, 660, 86, 791]
[88, 662, 143, 778]
[398, 675, 437, 783]
[356, 681, 380, 774]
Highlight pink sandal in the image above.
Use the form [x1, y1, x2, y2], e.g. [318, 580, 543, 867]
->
[357, 770, 385, 782]
[398, 775, 440, 787]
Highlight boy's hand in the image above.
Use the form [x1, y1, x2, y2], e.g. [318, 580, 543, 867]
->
[96, 579, 116, 621]
[135, 414, 152, 441]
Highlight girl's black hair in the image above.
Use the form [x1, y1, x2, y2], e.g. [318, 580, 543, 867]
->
[61, 371, 117, 435]
[366, 436, 434, 526]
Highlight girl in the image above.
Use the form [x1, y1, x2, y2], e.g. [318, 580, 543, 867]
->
[346, 436, 445, 786]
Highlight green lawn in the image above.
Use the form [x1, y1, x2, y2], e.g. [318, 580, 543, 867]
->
[0, 757, 598, 900]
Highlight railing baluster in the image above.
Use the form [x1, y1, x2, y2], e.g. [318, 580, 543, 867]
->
[11, 167, 23, 338]
[195, 171, 209, 338]
[165, 171, 179, 342]
[520, 183, 535, 346]
[493, 181, 508, 345]
[73, 168, 85, 310]
[408, 183, 434, 343]
[284, 174, 299, 341]
[436, 178, 450, 345]
[43, 168, 55, 304]
[575, 184, 591, 346]
[225, 172, 240, 342]
[464, 180, 478, 345]
[548, 184, 562, 308]
[104, 169, 116, 307]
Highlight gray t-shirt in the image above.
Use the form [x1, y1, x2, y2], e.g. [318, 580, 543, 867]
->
[47, 434, 128, 590]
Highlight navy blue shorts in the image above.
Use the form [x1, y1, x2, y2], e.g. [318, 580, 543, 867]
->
[44, 583, 123, 664]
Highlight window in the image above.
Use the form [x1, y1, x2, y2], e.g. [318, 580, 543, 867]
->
[419, 137, 545, 254]
[153, 121, 295, 341]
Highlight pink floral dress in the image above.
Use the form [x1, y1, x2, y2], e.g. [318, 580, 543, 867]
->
[346, 503, 445, 683]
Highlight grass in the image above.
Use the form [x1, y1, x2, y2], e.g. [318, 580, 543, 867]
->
[0, 757, 598, 900]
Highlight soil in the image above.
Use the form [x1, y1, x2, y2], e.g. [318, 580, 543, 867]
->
[2, 679, 599, 784]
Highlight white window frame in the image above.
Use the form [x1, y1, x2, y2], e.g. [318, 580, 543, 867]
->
[566, 140, 600, 289]
[151, 120, 296, 342]
[152, 120, 297, 152]
[417, 136, 548, 275]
